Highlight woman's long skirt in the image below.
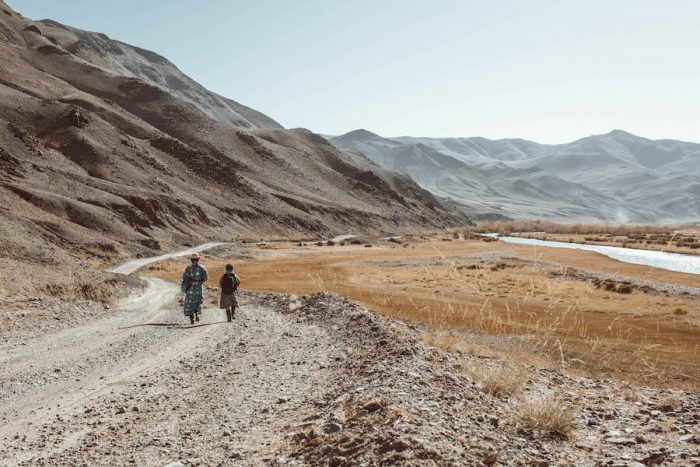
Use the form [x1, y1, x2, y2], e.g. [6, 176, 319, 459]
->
[183, 283, 205, 316]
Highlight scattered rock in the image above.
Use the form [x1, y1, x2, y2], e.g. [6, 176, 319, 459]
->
[606, 437, 636, 446]
[323, 421, 343, 434]
[640, 451, 669, 465]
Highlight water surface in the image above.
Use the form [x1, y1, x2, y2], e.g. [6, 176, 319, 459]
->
[485, 234, 700, 275]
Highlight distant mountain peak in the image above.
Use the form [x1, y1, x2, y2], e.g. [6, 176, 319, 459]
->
[604, 129, 640, 139]
[346, 129, 382, 139]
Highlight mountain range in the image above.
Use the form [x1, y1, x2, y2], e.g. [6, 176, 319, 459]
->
[331, 129, 700, 222]
[0, 0, 467, 296]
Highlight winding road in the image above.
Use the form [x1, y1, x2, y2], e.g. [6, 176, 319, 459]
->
[0, 245, 334, 465]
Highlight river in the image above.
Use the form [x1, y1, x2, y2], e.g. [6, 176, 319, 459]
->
[485, 234, 700, 275]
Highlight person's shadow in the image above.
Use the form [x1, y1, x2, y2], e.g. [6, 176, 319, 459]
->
[119, 321, 228, 330]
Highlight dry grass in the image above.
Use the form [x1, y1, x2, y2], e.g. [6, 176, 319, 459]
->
[420, 331, 464, 354]
[342, 395, 388, 422]
[658, 393, 682, 412]
[465, 220, 692, 236]
[460, 221, 700, 255]
[514, 394, 576, 439]
[479, 366, 530, 397]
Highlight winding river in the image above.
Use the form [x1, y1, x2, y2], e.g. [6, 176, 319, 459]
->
[485, 234, 700, 275]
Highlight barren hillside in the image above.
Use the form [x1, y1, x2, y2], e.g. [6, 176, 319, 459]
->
[332, 129, 700, 222]
[0, 0, 467, 298]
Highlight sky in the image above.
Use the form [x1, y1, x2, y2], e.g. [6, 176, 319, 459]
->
[9, 0, 700, 143]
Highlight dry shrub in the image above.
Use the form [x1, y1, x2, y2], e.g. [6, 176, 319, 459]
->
[479, 366, 530, 397]
[342, 395, 388, 423]
[593, 279, 634, 294]
[616, 283, 633, 294]
[467, 220, 690, 236]
[420, 331, 463, 353]
[674, 308, 688, 316]
[456, 263, 480, 270]
[514, 394, 575, 439]
[657, 393, 682, 412]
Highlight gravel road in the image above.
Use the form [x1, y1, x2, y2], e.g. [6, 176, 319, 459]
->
[0, 245, 334, 465]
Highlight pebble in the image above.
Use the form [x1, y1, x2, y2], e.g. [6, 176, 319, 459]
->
[606, 437, 637, 446]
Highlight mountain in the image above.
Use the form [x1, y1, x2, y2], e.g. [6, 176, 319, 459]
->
[331, 130, 700, 222]
[0, 1, 467, 296]
[36, 19, 282, 130]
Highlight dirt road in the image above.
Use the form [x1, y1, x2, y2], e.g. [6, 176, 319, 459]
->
[0, 245, 334, 465]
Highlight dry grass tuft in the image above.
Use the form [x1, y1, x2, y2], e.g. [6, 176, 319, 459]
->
[342, 395, 388, 422]
[658, 393, 682, 412]
[479, 366, 530, 397]
[420, 331, 463, 353]
[514, 394, 576, 440]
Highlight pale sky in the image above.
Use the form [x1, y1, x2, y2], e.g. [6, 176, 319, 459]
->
[10, 0, 700, 143]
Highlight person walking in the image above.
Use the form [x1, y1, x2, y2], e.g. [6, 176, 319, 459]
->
[219, 263, 241, 322]
[181, 253, 209, 325]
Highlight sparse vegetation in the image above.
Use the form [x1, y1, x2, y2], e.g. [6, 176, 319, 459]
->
[342, 395, 388, 422]
[514, 394, 576, 439]
[466, 220, 692, 236]
[658, 393, 683, 412]
[459, 221, 700, 255]
[476, 365, 530, 397]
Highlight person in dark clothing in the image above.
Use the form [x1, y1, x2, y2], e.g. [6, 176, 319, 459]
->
[219, 263, 241, 322]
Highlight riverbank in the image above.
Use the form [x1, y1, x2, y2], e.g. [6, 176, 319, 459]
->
[463, 221, 700, 256]
[490, 235, 700, 274]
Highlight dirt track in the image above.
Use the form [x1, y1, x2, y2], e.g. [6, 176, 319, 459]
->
[0, 245, 334, 465]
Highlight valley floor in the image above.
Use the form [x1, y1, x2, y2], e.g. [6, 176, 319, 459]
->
[147, 237, 700, 391]
[1, 241, 699, 465]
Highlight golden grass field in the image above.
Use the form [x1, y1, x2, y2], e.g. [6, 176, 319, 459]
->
[143, 235, 700, 390]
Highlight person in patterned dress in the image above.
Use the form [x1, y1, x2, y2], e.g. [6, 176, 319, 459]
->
[181, 253, 209, 325]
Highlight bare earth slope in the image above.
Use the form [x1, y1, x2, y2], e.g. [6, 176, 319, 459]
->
[36, 18, 282, 130]
[0, 1, 466, 297]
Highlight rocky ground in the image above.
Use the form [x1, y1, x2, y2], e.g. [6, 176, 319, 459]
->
[1, 245, 698, 466]
[270, 293, 700, 466]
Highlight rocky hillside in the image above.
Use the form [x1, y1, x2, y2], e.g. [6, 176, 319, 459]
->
[332, 129, 700, 222]
[0, 1, 467, 297]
